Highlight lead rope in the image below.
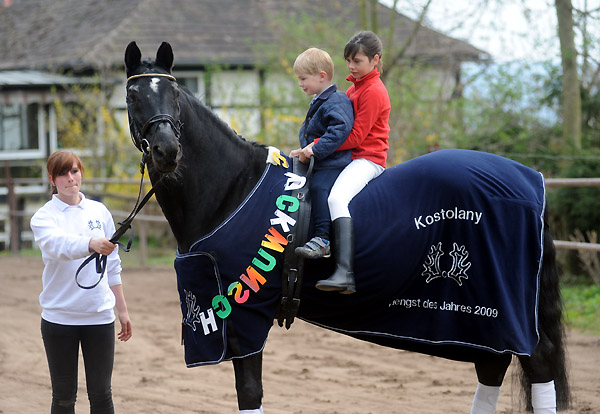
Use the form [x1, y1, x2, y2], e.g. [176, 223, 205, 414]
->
[75, 159, 161, 289]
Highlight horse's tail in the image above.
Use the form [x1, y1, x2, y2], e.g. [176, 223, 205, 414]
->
[518, 209, 570, 411]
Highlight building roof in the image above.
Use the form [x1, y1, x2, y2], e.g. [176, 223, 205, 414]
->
[0, 70, 93, 89]
[0, 0, 489, 73]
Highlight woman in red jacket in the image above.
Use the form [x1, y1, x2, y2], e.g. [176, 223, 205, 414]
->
[316, 31, 391, 294]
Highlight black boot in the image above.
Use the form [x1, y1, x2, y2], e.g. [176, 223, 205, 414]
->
[315, 217, 356, 294]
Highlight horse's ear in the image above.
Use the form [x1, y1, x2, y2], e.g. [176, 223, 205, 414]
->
[156, 42, 174, 73]
[125, 41, 142, 75]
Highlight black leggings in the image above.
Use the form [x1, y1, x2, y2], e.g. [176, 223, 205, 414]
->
[41, 319, 115, 414]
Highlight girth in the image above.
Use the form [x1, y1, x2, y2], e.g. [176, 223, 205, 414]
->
[276, 157, 313, 329]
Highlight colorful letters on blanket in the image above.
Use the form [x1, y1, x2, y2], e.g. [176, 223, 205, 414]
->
[201, 155, 300, 326]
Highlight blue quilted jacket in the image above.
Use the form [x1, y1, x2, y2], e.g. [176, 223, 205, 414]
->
[298, 84, 353, 170]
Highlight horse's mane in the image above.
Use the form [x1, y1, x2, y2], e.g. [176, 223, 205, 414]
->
[178, 84, 267, 152]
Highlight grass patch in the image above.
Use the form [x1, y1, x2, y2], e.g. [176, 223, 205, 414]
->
[0, 248, 42, 258]
[561, 282, 600, 335]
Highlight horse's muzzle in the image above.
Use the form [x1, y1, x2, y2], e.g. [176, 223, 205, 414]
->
[151, 126, 182, 173]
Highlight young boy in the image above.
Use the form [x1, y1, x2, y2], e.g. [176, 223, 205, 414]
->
[290, 48, 354, 259]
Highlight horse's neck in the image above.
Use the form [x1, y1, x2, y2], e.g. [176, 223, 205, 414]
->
[153, 94, 269, 253]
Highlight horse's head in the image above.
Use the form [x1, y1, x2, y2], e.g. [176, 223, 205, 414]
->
[124, 41, 182, 174]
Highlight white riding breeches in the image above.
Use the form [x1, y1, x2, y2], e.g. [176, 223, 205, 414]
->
[328, 158, 384, 220]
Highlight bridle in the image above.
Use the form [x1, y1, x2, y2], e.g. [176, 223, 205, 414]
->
[75, 73, 182, 289]
[126, 73, 183, 157]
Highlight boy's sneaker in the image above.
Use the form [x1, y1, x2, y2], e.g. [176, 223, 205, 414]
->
[295, 236, 331, 259]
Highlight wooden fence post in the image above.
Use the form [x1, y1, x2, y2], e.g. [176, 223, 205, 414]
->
[4, 161, 19, 255]
[138, 221, 148, 267]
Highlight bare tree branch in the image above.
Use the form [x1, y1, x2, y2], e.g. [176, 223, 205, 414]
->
[381, 0, 433, 81]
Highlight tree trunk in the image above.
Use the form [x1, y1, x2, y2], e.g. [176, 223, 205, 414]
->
[358, 0, 379, 32]
[370, 0, 378, 33]
[555, 0, 582, 149]
[359, 0, 367, 29]
[381, 0, 432, 82]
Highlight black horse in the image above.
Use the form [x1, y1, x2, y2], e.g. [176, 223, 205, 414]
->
[124, 42, 569, 413]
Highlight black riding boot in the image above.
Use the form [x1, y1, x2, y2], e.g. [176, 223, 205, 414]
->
[315, 217, 356, 294]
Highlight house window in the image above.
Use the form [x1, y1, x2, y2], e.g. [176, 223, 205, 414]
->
[178, 77, 199, 94]
[0, 103, 39, 151]
[176, 74, 206, 102]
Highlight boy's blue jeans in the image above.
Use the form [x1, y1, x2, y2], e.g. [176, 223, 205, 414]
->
[41, 318, 115, 414]
[310, 167, 345, 240]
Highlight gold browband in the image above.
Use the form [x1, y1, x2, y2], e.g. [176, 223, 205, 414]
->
[126, 73, 177, 83]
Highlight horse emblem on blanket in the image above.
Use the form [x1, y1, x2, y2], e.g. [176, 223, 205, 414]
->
[175, 149, 545, 367]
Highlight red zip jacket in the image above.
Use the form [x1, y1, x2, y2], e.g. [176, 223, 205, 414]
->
[337, 69, 390, 168]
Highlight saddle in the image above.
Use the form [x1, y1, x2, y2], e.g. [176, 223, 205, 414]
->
[276, 156, 314, 329]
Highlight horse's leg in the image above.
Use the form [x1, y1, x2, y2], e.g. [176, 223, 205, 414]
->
[519, 352, 556, 414]
[513, 215, 570, 413]
[233, 352, 264, 413]
[471, 354, 512, 414]
[518, 334, 559, 414]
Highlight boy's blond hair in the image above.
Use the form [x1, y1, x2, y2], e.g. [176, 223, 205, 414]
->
[293, 48, 334, 80]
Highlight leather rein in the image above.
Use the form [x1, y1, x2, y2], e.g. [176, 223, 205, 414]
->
[75, 73, 180, 289]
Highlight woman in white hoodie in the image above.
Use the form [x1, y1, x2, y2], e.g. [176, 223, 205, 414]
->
[30, 150, 132, 414]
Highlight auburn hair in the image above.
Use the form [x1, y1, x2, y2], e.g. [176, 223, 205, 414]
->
[46, 150, 84, 195]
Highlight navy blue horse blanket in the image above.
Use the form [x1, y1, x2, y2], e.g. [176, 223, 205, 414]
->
[174, 149, 545, 367]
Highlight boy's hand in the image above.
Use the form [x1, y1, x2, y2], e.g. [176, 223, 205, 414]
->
[299, 142, 315, 163]
[290, 143, 314, 163]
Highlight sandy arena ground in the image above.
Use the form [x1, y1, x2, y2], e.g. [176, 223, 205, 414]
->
[1, 255, 599, 413]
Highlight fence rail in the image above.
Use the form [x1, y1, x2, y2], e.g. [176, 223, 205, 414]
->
[553, 240, 600, 252]
[0, 174, 167, 264]
[3, 176, 600, 261]
[545, 177, 600, 187]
